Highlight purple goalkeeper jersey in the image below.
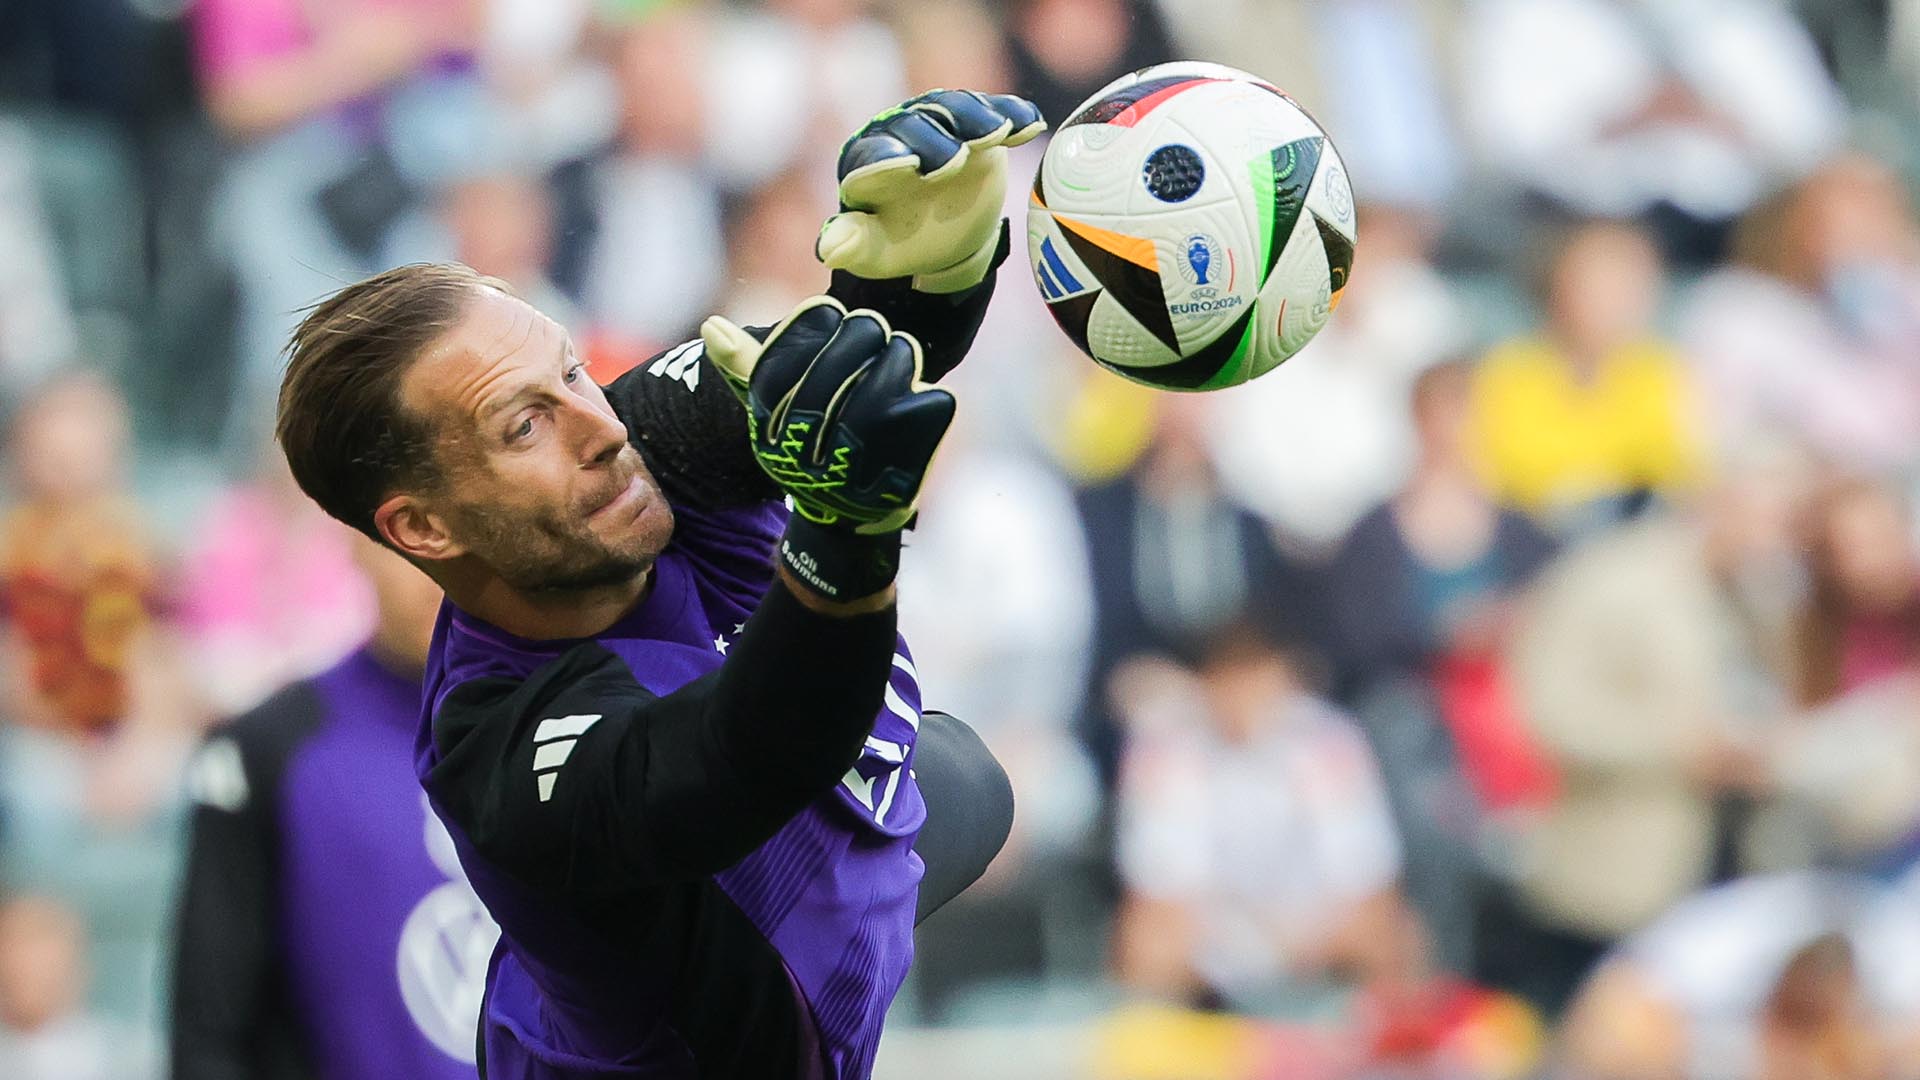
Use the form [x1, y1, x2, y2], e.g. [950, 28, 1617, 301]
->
[416, 497, 927, 1079]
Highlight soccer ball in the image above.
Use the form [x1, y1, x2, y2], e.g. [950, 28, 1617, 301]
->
[1026, 61, 1356, 391]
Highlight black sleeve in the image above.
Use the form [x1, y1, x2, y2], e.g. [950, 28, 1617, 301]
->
[602, 222, 1009, 514]
[424, 582, 896, 901]
[170, 685, 325, 1080]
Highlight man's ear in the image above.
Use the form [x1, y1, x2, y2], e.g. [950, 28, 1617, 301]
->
[374, 493, 465, 564]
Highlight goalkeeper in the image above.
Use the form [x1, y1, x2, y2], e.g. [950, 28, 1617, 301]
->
[274, 90, 1043, 1079]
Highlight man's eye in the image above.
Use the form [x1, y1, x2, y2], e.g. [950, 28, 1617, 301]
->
[510, 417, 535, 442]
[564, 363, 584, 385]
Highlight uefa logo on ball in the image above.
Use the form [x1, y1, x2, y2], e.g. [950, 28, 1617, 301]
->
[1178, 233, 1223, 286]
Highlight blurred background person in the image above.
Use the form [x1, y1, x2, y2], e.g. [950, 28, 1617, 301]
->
[0, 372, 201, 1040]
[1556, 872, 1920, 1080]
[1791, 476, 1920, 711]
[171, 537, 498, 1080]
[175, 449, 375, 716]
[1492, 443, 1812, 1017]
[1326, 360, 1558, 975]
[0, 893, 159, 1080]
[1681, 154, 1920, 475]
[3, 0, 1920, 1074]
[578, 7, 730, 360]
[1073, 395, 1331, 791]
[192, 0, 484, 454]
[1456, 0, 1846, 264]
[1467, 218, 1704, 536]
[897, 411, 1105, 1019]
[1212, 203, 1473, 553]
[1110, 633, 1409, 1014]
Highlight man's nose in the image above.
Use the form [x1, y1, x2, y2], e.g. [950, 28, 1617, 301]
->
[569, 398, 628, 468]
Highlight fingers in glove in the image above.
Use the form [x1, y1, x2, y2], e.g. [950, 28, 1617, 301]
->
[815, 209, 884, 271]
[876, 111, 967, 178]
[910, 90, 1010, 144]
[861, 384, 957, 484]
[836, 332, 925, 421]
[699, 315, 762, 393]
[837, 332, 952, 481]
[837, 128, 923, 186]
[768, 310, 891, 444]
[976, 92, 1047, 145]
[703, 296, 844, 393]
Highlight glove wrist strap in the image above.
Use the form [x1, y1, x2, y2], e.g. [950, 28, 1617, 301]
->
[910, 231, 1002, 294]
[779, 514, 903, 603]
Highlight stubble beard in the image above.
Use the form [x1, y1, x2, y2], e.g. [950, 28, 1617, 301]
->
[458, 500, 656, 594]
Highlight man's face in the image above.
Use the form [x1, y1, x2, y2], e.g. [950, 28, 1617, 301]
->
[396, 287, 674, 592]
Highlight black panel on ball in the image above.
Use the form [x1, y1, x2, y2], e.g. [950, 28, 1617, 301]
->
[1264, 137, 1323, 286]
[1115, 303, 1254, 390]
[1055, 224, 1182, 355]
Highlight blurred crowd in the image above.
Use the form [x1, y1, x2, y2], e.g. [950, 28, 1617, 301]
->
[5, 0, 1920, 1077]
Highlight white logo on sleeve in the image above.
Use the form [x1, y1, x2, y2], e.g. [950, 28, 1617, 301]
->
[646, 340, 703, 393]
[532, 714, 602, 802]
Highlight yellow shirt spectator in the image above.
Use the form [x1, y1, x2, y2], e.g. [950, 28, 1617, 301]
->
[1468, 336, 1703, 519]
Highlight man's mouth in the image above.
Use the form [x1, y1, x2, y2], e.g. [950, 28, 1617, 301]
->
[586, 472, 645, 522]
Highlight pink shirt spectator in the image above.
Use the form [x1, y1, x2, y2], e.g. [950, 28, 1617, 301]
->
[177, 483, 375, 713]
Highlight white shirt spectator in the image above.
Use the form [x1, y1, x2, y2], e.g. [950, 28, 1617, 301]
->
[1608, 873, 1920, 1080]
[1459, 0, 1846, 220]
[1118, 692, 1403, 993]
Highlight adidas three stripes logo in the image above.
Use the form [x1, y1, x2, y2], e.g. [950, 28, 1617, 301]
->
[532, 714, 602, 802]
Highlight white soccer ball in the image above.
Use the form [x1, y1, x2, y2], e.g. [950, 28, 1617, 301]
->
[1027, 61, 1356, 390]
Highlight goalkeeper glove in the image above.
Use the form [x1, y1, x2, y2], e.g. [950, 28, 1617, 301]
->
[819, 89, 1047, 294]
[702, 297, 954, 601]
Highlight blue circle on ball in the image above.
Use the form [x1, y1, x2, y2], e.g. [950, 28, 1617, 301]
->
[1143, 145, 1205, 202]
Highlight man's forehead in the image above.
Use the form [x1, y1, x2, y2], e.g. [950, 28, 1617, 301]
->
[400, 287, 558, 419]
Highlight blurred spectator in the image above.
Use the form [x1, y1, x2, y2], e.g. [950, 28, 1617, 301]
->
[0, 373, 173, 738]
[1557, 873, 1920, 1080]
[717, 172, 832, 327]
[1330, 360, 1556, 701]
[1790, 476, 1920, 710]
[892, 0, 1011, 95]
[0, 374, 197, 1037]
[1327, 361, 1557, 973]
[1468, 219, 1703, 533]
[1458, 0, 1846, 261]
[195, 0, 482, 451]
[1680, 154, 1920, 474]
[1074, 395, 1328, 786]
[176, 449, 374, 715]
[1305, 0, 1462, 212]
[898, 428, 1103, 1014]
[0, 894, 159, 1080]
[1213, 203, 1472, 550]
[1111, 634, 1408, 1011]
[1494, 444, 1811, 1014]
[0, 120, 78, 399]
[1766, 674, 1920, 876]
[477, 0, 616, 170]
[579, 8, 728, 358]
[1003, 0, 1174, 124]
[442, 171, 575, 329]
[704, 0, 908, 193]
[173, 537, 498, 1079]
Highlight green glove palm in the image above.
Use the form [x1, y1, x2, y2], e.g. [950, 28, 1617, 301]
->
[819, 89, 1047, 293]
